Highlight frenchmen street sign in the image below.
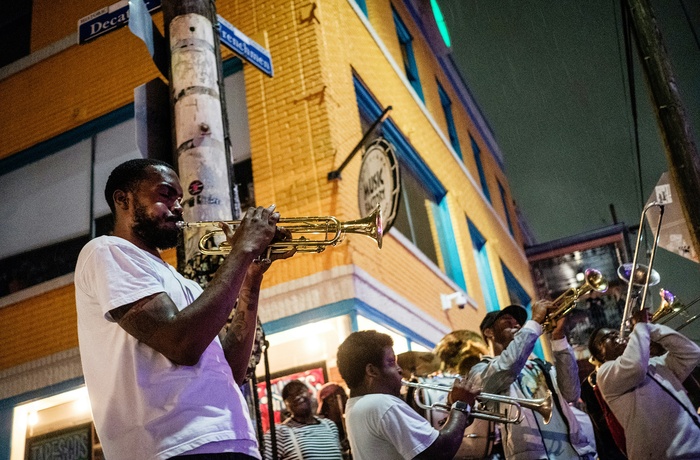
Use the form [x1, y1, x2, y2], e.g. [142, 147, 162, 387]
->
[217, 16, 273, 77]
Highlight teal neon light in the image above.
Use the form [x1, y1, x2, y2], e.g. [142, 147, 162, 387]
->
[431, 0, 451, 48]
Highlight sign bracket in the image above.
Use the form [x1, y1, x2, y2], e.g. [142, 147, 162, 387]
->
[327, 106, 392, 181]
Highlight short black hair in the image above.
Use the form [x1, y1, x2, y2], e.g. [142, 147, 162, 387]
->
[337, 330, 393, 389]
[104, 158, 174, 214]
[281, 380, 308, 401]
[588, 327, 606, 363]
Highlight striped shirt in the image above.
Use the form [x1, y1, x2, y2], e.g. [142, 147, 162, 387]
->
[263, 417, 343, 460]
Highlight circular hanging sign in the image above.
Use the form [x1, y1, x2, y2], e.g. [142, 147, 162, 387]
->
[358, 138, 401, 232]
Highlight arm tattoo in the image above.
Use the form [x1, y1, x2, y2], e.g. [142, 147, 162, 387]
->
[112, 295, 171, 342]
[227, 285, 259, 343]
[230, 309, 248, 342]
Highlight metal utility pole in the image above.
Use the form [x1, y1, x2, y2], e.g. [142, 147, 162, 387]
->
[626, 0, 700, 257]
[162, 0, 239, 276]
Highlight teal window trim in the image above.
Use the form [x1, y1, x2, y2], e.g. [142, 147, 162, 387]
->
[392, 6, 424, 101]
[0, 376, 86, 459]
[437, 80, 461, 159]
[470, 134, 491, 203]
[353, 74, 444, 199]
[353, 0, 368, 16]
[468, 220, 498, 312]
[498, 182, 514, 236]
[263, 298, 435, 349]
[432, 200, 466, 291]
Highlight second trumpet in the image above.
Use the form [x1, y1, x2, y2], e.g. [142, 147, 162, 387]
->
[542, 268, 608, 332]
[178, 205, 383, 256]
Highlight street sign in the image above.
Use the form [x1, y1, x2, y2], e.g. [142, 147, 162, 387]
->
[217, 15, 274, 77]
[78, 0, 161, 44]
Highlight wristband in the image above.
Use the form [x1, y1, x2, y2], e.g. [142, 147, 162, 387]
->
[451, 401, 471, 414]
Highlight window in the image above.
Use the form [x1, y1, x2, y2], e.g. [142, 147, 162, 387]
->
[470, 134, 491, 203]
[498, 181, 514, 236]
[222, 62, 256, 211]
[1, 1, 32, 68]
[392, 7, 424, 101]
[437, 81, 461, 159]
[391, 168, 439, 265]
[468, 220, 498, 312]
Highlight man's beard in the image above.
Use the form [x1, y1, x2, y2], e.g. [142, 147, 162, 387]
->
[132, 202, 182, 250]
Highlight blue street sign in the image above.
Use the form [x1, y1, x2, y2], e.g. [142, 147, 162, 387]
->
[218, 16, 274, 77]
[78, 0, 162, 44]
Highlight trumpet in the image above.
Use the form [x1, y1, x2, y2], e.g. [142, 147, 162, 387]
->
[402, 380, 552, 425]
[542, 268, 608, 332]
[178, 205, 383, 256]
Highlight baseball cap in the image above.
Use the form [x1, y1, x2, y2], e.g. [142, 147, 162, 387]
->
[479, 305, 528, 333]
[317, 383, 346, 414]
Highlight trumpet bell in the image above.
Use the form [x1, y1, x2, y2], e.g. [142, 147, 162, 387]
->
[584, 268, 609, 293]
[617, 263, 660, 287]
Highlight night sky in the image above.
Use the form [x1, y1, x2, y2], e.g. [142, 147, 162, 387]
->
[436, 0, 700, 331]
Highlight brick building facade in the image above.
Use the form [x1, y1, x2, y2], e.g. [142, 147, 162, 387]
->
[0, 0, 534, 457]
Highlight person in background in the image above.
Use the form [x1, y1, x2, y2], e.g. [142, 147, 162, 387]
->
[75, 158, 293, 460]
[317, 382, 351, 459]
[337, 330, 477, 460]
[589, 308, 700, 459]
[263, 380, 344, 460]
[468, 303, 597, 460]
[430, 330, 502, 459]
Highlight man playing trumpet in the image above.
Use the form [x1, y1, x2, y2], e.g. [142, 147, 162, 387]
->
[468, 303, 597, 460]
[337, 330, 478, 460]
[588, 308, 700, 459]
[75, 159, 294, 459]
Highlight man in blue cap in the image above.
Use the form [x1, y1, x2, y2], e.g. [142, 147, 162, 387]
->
[467, 302, 597, 460]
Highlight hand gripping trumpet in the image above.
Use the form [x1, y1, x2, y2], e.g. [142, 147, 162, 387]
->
[541, 268, 608, 332]
[402, 380, 552, 424]
[177, 205, 383, 256]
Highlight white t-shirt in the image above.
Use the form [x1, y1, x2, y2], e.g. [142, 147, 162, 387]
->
[345, 393, 438, 460]
[75, 236, 260, 460]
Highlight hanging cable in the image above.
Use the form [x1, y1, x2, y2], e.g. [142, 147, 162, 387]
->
[679, 0, 700, 52]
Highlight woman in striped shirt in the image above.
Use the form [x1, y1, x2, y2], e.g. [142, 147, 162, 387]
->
[264, 380, 344, 460]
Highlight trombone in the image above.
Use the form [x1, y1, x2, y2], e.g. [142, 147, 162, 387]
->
[178, 205, 383, 256]
[618, 201, 665, 340]
[542, 268, 608, 332]
[402, 380, 552, 425]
